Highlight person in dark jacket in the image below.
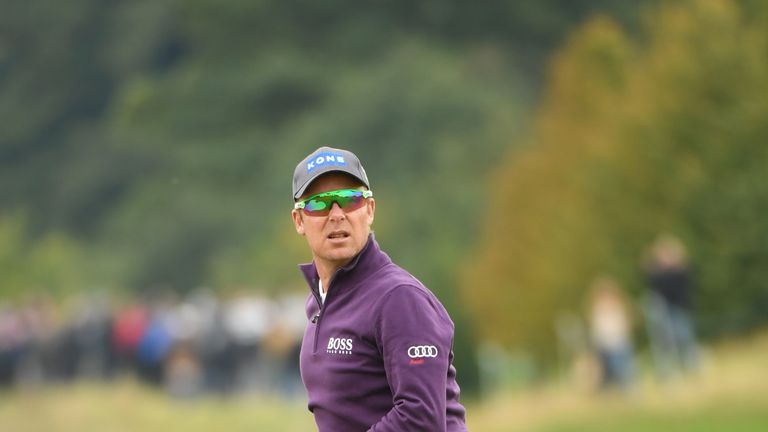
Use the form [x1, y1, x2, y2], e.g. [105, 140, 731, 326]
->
[643, 233, 700, 378]
[290, 146, 467, 431]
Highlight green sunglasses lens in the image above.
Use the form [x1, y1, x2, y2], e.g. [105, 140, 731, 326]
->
[304, 198, 331, 212]
[300, 189, 369, 215]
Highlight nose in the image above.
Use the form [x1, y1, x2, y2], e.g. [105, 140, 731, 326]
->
[327, 201, 346, 221]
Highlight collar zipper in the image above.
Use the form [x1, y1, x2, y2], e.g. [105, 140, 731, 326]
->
[311, 269, 343, 353]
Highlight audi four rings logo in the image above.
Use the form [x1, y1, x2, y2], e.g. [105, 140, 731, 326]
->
[407, 345, 438, 358]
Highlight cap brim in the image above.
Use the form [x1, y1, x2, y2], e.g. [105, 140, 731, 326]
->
[293, 169, 369, 200]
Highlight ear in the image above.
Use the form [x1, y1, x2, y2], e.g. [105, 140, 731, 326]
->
[366, 198, 375, 227]
[292, 209, 305, 235]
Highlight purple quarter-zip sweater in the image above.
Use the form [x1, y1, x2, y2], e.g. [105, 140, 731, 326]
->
[299, 234, 467, 431]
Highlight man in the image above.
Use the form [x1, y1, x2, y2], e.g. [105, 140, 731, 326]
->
[291, 146, 467, 431]
[643, 234, 699, 378]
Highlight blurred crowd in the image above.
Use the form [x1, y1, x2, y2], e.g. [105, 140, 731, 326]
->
[0, 291, 306, 398]
[2, 233, 702, 399]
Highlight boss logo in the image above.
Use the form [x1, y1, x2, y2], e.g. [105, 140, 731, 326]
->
[407, 345, 438, 358]
[327, 337, 354, 355]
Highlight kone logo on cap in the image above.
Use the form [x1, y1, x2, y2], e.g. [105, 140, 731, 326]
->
[307, 152, 347, 173]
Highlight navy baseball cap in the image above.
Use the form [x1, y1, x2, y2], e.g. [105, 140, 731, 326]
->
[292, 146, 370, 200]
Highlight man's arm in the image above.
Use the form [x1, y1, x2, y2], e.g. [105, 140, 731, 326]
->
[369, 285, 454, 432]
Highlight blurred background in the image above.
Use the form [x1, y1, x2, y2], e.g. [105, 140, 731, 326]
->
[1, 0, 767, 430]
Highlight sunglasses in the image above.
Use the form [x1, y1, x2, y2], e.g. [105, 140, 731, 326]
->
[294, 189, 373, 216]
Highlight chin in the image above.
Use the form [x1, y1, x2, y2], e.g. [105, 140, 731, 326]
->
[327, 249, 356, 262]
[320, 243, 360, 261]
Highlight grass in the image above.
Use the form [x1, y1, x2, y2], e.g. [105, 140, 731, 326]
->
[0, 382, 315, 432]
[1, 332, 767, 431]
[468, 331, 768, 431]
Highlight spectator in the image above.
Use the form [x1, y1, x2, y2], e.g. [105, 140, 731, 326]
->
[588, 276, 635, 391]
[643, 233, 700, 379]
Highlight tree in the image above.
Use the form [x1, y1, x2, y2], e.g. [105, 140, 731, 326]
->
[465, 0, 768, 362]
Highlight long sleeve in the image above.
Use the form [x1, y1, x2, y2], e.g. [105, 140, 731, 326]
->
[368, 285, 462, 432]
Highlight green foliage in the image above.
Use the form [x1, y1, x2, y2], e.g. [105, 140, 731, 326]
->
[0, 0, 646, 296]
[466, 0, 768, 361]
[0, 215, 86, 300]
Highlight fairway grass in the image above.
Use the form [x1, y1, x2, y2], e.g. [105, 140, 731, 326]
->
[468, 331, 768, 431]
[2, 332, 767, 431]
[0, 382, 315, 432]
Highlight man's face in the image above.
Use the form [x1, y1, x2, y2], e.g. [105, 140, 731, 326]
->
[291, 172, 375, 268]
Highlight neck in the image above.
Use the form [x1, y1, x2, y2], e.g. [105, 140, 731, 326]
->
[315, 257, 353, 292]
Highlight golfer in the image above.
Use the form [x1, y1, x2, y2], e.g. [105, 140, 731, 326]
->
[291, 146, 467, 431]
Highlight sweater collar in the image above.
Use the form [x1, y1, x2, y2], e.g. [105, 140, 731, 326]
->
[298, 233, 391, 294]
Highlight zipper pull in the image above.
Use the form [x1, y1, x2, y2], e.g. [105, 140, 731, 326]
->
[311, 313, 320, 324]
